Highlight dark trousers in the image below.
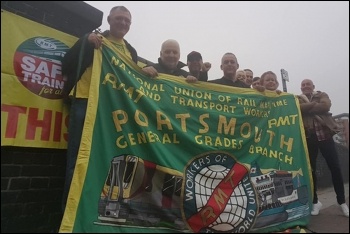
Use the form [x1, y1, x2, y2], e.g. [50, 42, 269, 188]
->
[62, 98, 88, 212]
[306, 134, 345, 205]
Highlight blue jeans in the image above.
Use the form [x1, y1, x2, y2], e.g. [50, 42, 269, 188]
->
[62, 98, 88, 211]
[306, 133, 345, 205]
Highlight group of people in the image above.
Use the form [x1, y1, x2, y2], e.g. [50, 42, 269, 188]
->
[61, 5, 349, 219]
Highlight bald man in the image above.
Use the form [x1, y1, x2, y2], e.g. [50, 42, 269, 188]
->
[209, 53, 249, 88]
[142, 39, 197, 82]
[298, 79, 349, 217]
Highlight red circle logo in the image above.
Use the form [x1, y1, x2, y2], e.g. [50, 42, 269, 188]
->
[13, 37, 70, 99]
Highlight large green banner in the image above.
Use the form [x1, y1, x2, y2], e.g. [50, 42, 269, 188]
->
[60, 39, 312, 233]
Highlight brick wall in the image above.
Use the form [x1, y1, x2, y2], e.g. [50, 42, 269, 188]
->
[1, 147, 66, 232]
[1, 1, 102, 232]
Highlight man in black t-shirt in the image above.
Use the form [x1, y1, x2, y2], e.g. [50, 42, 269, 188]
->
[209, 52, 249, 88]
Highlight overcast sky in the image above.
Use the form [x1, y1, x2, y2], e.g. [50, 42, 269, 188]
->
[85, 1, 349, 115]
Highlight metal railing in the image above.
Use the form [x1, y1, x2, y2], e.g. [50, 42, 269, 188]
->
[333, 113, 349, 149]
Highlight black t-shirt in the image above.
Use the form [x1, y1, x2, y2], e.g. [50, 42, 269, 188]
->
[209, 76, 250, 88]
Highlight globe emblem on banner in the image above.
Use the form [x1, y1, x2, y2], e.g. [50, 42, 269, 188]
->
[196, 165, 249, 230]
[182, 152, 258, 233]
